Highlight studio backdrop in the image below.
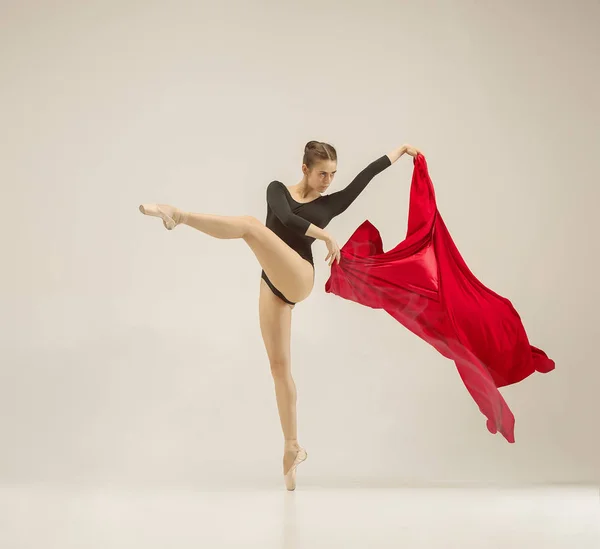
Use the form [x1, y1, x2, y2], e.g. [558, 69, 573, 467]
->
[1, 0, 598, 488]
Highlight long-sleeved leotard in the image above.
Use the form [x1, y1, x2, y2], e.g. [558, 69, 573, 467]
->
[261, 154, 392, 303]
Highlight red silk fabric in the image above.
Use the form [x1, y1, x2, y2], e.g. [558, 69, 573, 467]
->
[325, 154, 554, 442]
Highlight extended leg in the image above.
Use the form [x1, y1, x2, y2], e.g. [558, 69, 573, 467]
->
[139, 204, 314, 302]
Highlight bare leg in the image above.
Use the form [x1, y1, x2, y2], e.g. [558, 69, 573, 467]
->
[140, 203, 309, 488]
[259, 278, 307, 490]
[139, 204, 314, 303]
[259, 278, 298, 442]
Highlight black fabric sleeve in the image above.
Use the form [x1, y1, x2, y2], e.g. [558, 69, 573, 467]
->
[325, 155, 392, 217]
[266, 181, 312, 235]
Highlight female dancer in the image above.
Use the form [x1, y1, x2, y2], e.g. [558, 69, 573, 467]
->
[139, 141, 421, 490]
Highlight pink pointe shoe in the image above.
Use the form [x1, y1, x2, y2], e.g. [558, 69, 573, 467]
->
[284, 447, 307, 491]
[139, 204, 183, 230]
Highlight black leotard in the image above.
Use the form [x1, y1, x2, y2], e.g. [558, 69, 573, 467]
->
[264, 154, 392, 266]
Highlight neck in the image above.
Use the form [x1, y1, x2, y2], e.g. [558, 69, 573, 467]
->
[297, 178, 317, 199]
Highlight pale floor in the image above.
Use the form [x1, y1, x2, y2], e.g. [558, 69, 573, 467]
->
[0, 484, 598, 548]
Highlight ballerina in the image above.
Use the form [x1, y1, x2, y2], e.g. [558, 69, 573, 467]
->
[140, 140, 420, 489]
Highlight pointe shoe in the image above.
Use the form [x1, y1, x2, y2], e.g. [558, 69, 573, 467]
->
[139, 204, 182, 230]
[284, 447, 307, 491]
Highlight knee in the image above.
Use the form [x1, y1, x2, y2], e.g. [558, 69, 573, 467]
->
[269, 360, 290, 379]
[241, 215, 261, 238]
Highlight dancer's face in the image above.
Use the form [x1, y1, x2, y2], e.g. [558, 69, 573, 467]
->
[304, 160, 337, 194]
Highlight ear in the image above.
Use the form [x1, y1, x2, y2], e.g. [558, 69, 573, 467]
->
[301, 164, 308, 176]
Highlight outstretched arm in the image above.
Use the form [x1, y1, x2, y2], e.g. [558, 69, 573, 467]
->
[323, 149, 396, 218]
[325, 144, 421, 218]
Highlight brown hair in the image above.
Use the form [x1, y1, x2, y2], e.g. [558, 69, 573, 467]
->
[303, 140, 337, 169]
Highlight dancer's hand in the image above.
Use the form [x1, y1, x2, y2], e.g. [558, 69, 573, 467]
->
[403, 144, 421, 158]
[325, 235, 341, 266]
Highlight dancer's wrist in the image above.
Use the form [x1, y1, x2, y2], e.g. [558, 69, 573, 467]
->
[387, 145, 407, 164]
[321, 231, 333, 243]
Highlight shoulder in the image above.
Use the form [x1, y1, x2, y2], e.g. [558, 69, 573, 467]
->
[266, 180, 286, 194]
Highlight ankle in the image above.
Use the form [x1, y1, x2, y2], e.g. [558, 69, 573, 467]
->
[177, 210, 189, 225]
[284, 439, 300, 450]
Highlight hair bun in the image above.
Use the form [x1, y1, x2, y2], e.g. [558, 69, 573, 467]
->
[304, 140, 319, 153]
[302, 140, 337, 168]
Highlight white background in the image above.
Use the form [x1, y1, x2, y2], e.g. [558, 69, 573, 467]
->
[1, 0, 598, 489]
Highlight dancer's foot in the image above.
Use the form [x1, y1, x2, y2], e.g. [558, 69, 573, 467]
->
[283, 442, 307, 491]
[139, 204, 186, 230]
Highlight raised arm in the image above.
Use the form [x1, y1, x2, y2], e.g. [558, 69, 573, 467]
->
[325, 144, 420, 218]
[324, 155, 391, 217]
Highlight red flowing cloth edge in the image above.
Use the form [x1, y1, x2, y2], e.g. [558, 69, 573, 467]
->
[324, 154, 555, 443]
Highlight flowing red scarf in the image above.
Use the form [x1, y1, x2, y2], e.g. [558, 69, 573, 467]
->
[325, 154, 554, 442]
